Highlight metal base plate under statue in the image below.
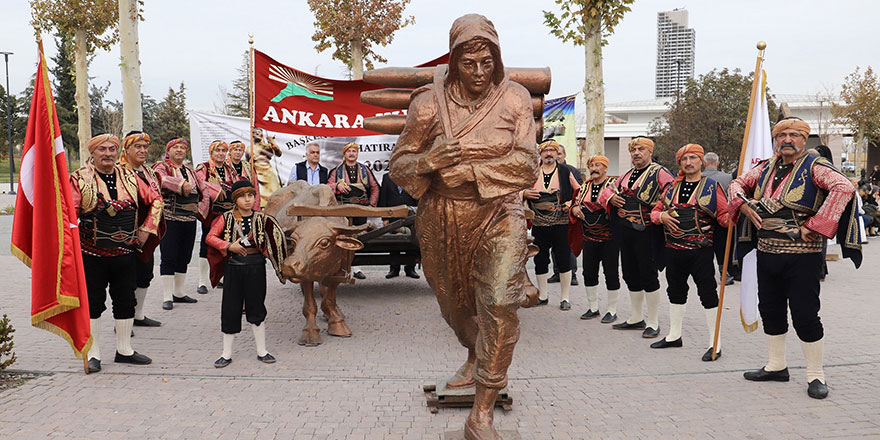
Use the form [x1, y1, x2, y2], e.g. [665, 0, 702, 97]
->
[423, 377, 513, 414]
[443, 430, 522, 440]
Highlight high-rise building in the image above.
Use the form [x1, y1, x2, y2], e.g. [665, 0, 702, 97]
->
[655, 9, 695, 99]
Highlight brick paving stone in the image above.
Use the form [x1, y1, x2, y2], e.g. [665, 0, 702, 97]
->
[0, 216, 879, 438]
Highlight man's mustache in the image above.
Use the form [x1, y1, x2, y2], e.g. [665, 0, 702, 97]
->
[780, 142, 796, 148]
[590, 171, 599, 175]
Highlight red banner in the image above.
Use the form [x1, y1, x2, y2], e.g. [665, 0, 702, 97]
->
[11, 40, 91, 359]
[253, 49, 446, 137]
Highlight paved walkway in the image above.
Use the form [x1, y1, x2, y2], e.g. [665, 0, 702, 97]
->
[0, 226, 878, 439]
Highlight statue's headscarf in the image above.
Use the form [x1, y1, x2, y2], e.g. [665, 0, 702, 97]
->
[447, 14, 504, 86]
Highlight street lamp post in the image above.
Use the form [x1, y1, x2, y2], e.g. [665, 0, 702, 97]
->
[1, 52, 14, 194]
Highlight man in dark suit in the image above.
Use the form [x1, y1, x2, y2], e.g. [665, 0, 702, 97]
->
[379, 172, 420, 279]
[287, 142, 328, 185]
[703, 152, 737, 285]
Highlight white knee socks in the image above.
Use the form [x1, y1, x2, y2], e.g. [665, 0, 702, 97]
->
[584, 285, 599, 312]
[645, 290, 661, 330]
[221, 333, 234, 359]
[537, 273, 550, 301]
[173, 273, 187, 298]
[252, 323, 268, 357]
[801, 338, 825, 384]
[559, 271, 572, 302]
[666, 303, 686, 342]
[198, 258, 210, 288]
[115, 318, 134, 356]
[766, 333, 788, 372]
[627, 290, 645, 324]
[704, 307, 720, 353]
[161, 275, 174, 302]
[607, 289, 620, 315]
[134, 287, 148, 320]
[87, 318, 101, 361]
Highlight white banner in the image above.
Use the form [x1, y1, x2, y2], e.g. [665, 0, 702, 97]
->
[188, 110, 398, 188]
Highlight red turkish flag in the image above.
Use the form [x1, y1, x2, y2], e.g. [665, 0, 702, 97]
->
[11, 40, 91, 359]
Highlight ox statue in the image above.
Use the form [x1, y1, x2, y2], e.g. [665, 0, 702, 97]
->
[265, 181, 367, 346]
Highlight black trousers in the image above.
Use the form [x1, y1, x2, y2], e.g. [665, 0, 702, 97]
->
[135, 255, 154, 289]
[665, 247, 718, 308]
[160, 220, 197, 275]
[619, 226, 660, 292]
[582, 240, 621, 290]
[83, 253, 137, 319]
[552, 249, 578, 275]
[757, 251, 823, 342]
[533, 224, 572, 275]
[221, 256, 268, 334]
[198, 221, 210, 258]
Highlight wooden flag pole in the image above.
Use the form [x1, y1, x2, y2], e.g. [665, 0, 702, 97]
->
[248, 34, 257, 187]
[712, 41, 766, 360]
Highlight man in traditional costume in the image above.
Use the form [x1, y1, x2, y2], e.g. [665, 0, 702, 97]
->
[120, 131, 164, 328]
[548, 146, 581, 286]
[328, 142, 380, 279]
[195, 140, 241, 295]
[287, 142, 328, 185]
[601, 137, 674, 338]
[389, 14, 539, 439]
[523, 140, 580, 310]
[72, 134, 161, 372]
[570, 155, 620, 323]
[649, 144, 729, 361]
[729, 117, 861, 399]
[153, 138, 205, 310]
[206, 180, 287, 368]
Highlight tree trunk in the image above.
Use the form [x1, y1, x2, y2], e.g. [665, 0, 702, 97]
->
[119, 0, 143, 133]
[351, 37, 364, 80]
[73, 29, 92, 165]
[581, 20, 605, 170]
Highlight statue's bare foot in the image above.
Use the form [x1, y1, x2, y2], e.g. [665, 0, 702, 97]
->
[327, 318, 352, 337]
[298, 327, 323, 346]
[464, 413, 499, 440]
[446, 359, 476, 388]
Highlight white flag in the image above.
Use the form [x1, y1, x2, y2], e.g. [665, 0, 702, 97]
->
[740, 69, 772, 333]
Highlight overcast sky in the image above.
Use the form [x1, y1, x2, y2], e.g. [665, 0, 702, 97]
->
[2, 0, 878, 111]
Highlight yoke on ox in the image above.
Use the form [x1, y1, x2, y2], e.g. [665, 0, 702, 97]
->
[265, 181, 414, 346]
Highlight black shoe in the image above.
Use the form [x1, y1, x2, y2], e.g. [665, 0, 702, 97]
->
[197, 285, 208, 294]
[702, 347, 721, 361]
[385, 271, 399, 279]
[807, 379, 828, 399]
[725, 274, 734, 286]
[612, 320, 646, 330]
[257, 353, 276, 364]
[404, 269, 421, 279]
[114, 351, 152, 365]
[353, 271, 366, 280]
[580, 309, 600, 320]
[642, 326, 660, 338]
[547, 273, 560, 283]
[173, 295, 198, 304]
[560, 300, 571, 311]
[537, 298, 549, 306]
[600, 312, 617, 324]
[743, 367, 790, 382]
[214, 357, 232, 368]
[87, 358, 101, 373]
[650, 337, 682, 348]
[570, 276, 578, 286]
[217, 281, 224, 288]
[162, 301, 173, 310]
[133, 316, 162, 327]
